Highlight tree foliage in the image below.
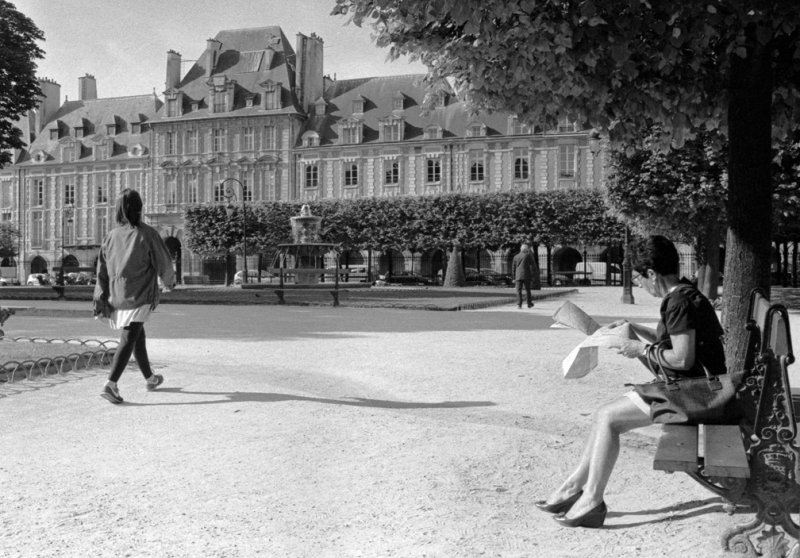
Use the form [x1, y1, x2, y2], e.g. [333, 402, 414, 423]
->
[331, 0, 800, 377]
[0, 221, 20, 259]
[183, 190, 625, 260]
[0, 2, 44, 168]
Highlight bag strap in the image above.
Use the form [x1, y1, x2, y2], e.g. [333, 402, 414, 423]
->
[645, 343, 666, 381]
[652, 340, 717, 383]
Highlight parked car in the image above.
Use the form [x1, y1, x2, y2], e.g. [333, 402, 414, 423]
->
[26, 273, 51, 286]
[465, 269, 513, 286]
[373, 272, 433, 287]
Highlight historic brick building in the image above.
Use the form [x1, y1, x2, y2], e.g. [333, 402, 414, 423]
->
[0, 25, 605, 284]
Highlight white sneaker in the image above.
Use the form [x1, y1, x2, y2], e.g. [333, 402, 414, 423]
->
[100, 383, 123, 404]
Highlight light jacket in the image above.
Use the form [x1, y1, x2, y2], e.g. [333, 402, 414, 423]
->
[94, 223, 175, 311]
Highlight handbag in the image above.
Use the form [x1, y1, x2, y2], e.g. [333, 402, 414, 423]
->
[633, 341, 739, 425]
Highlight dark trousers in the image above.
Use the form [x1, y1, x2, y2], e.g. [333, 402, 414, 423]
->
[108, 321, 153, 383]
[515, 279, 532, 307]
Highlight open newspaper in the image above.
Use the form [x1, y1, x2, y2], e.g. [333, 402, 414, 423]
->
[552, 300, 646, 379]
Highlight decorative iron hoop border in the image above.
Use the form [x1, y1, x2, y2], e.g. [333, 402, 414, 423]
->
[0, 337, 119, 382]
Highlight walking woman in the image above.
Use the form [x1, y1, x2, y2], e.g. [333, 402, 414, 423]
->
[536, 235, 726, 528]
[94, 188, 176, 404]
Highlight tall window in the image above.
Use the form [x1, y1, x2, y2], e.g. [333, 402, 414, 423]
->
[514, 147, 530, 180]
[187, 130, 199, 153]
[188, 175, 198, 204]
[165, 132, 176, 155]
[97, 176, 109, 204]
[166, 176, 177, 204]
[382, 120, 402, 142]
[469, 151, 485, 182]
[263, 125, 277, 150]
[242, 179, 252, 202]
[559, 144, 576, 177]
[64, 212, 75, 244]
[214, 181, 225, 202]
[384, 161, 399, 185]
[242, 127, 254, 151]
[213, 93, 226, 113]
[0, 179, 11, 208]
[167, 98, 179, 117]
[264, 87, 279, 110]
[213, 129, 226, 152]
[64, 183, 75, 206]
[96, 208, 108, 242]
[426, 158, 441, 183]
[31, 211, 43, 246]
[341, 123, 362, 144]
[305, 165, 319, 188]
[344, 163, 359, 187]
[34, 179, 44, 206]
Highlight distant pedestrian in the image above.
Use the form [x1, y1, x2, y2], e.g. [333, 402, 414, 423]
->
[93, 189, 175, 404]
[512, 244, 538, 309]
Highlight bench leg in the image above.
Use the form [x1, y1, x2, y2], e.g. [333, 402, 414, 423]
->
[275, 290, 285, 304]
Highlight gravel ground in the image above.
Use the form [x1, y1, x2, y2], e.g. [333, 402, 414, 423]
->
[1, 287, 798, 558]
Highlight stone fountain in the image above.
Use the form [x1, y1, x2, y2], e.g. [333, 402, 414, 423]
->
[277, 205, 339, 286]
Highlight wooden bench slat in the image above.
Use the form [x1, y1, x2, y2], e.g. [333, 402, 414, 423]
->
[654, 424, 698, 473]
[702, 424, 750, 478]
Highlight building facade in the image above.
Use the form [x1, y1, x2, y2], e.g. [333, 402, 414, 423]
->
[0, 25, 606, 284]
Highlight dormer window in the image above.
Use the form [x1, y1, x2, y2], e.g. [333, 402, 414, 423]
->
[509, 116, 530, 135]
[314, 98, 326, 116]
[392, 92, 405, 111]
[260, 80, 282, 110]
[340, 120, 362, 145]
[380, 117, 404, 142]
[74, 126, 84, 139]
[106, 124, 116, 136]
[32, 150, 47, 164]
[166, 97, 180, 117]
[302, 131, 319, 147]
[352, 97, 364, 114]
[210, 76, 235, 113]
[50, 128, 60, 140]
[132, 122, 142, 134]
[467, 123, 486, 137]
[424, 126, 442, 140]
[435, 91, 448, 108]
[245, 94, 255, 108]
[557, 117, 577, 132]
[129, 144, 144, 157]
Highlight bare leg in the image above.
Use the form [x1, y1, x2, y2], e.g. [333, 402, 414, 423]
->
[546, 396, 651, 518]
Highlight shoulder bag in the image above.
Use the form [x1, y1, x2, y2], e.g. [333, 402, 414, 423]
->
[633, 341, 739, 425]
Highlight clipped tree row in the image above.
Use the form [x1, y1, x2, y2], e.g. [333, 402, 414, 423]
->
[184, 190, 627, 268]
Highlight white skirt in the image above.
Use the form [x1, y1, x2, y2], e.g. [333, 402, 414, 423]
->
[107, 304, 152, 330]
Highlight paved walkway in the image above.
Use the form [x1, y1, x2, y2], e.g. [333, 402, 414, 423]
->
[1, 287, 798, 557]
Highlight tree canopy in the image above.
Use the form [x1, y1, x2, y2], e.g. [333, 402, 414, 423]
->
[332, 0, 800, 376]
[0, 221, 20, 259]
[0, 1, 44, 168]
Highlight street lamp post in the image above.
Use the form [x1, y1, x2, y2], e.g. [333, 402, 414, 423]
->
[220, 178, 248, 285]
[58, 203, 74, 298]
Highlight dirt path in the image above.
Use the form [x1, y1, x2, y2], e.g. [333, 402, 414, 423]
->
[2, 288, 798, 557]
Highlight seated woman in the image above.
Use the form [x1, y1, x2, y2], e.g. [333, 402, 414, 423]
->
[537, 235, 726, 528]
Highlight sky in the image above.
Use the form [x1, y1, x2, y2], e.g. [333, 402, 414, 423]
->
[12, 0, 429, 104]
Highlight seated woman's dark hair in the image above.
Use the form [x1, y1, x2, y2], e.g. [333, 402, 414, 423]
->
[630, 235, 679, 276]
[116, 188, 143, 227]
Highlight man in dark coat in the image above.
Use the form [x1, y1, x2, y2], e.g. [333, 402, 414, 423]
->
[512, 244, 538, 309]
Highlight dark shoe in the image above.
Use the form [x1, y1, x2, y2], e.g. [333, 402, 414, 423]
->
[534, 491, 582, 514]
[100, 383, 123, 404]
[553, 501, 607, 528]
[527, 303, 534, 308]
[517, 305, 522, 309]
[146, 374, 164, 391]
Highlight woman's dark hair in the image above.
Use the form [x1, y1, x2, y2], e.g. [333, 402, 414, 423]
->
[116, 188, 143, 226]
[630, 235, 679, 276]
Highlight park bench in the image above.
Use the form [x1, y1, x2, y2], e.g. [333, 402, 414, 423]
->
[182, 274, 211, 285]
[652, 288, 797, 555]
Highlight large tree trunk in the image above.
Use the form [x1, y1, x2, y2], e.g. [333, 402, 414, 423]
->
[722, 37, 774, 374]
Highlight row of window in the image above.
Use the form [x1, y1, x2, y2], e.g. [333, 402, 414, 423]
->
[160, 170, 279, 205]
[48, 122, 148, 140]
[301, 147, 576, 188]
[161, 126, 279, 155]
[28, 208, 109, 248]
[24, 173, 146, 208]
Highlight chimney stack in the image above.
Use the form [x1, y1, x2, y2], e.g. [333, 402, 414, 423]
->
[205, 39, 221, 78]
[78, 74, 97, 101]
[295, 33, 324, 114]
[166, 50, 182, 90]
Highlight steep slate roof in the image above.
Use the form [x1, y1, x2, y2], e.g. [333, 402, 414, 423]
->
[157, 26, 302, 121]
[299, 74, 513, 146]
[19, 94, 161, 164]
